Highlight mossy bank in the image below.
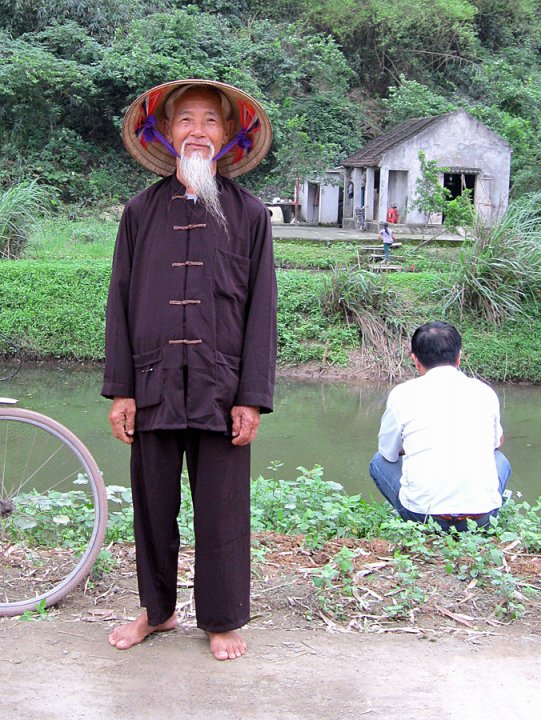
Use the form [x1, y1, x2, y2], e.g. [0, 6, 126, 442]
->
[1, 256, 541, 383]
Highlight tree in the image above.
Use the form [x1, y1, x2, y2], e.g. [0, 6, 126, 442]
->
[301, 0, 478, 92]
[383, 76, 456, 126]
[0, 0, 171, 42]
[470, 0, 541, 51]
[411, 151, 451, 227]
[272, 115, 341, 196]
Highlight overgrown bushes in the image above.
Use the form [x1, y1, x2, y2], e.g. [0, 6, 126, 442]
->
[441, 192, 541, 324]
[322, 266, 409, 378]
[0, 181, 53, 259]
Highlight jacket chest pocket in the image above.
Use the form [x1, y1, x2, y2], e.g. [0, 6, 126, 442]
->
[213, 248, 250, 305]
[133, 348, 163, 409]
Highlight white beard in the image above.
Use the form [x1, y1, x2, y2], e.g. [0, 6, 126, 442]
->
[178, 142, 228, 233]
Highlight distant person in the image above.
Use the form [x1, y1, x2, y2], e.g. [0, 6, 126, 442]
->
[378, 222, 396, 263]
[369, 322, 511, 531]
[386, 204, 398, 224]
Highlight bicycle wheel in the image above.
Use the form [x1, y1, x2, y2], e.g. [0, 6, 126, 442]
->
[0, 408, 107, 616]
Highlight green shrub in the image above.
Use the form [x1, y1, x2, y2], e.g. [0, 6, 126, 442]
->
[0, 181, 54, 259]
[322, 265, 409, 377]
[441, 192, 541, 324]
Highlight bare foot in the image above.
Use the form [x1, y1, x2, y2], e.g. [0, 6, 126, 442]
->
[109, 611, 177, 650]
[207, 630, 247, 661]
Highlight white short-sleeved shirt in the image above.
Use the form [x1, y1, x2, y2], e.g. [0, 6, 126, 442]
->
[378, 366, 503, 514]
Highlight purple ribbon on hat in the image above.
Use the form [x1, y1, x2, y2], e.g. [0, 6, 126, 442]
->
[213, 119, 261, 161]
[136, 113, 179, 158]
[136, 104, 260, 164]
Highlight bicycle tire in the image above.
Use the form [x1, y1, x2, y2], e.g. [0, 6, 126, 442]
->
[0, 408, 107, 616]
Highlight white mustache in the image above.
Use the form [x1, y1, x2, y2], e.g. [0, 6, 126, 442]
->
[181, 139, 214, 156]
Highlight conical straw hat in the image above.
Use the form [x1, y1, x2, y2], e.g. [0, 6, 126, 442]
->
[122, 79, 272, 179]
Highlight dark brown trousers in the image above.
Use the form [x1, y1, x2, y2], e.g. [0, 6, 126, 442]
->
[130, 429, 251, 631]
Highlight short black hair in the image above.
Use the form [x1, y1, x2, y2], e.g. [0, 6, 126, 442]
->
[411, 321, 461, 369]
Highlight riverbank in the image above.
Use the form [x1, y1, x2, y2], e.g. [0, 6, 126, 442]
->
[32, 532, 541, 635]
[2, 259, 541, 383]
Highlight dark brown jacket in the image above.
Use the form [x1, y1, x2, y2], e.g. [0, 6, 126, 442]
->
[101, 174, 277, 433]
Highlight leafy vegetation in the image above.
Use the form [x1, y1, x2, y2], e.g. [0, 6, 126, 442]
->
[0, 259, 110, 359]
[9, 469, 540, 622]
[2, 204, 541, 380]
[277, 270, 357, 366]
[441, 192, 541, 324]
[273, 241, 361, 270]
[0, 181, 54, 258]
[1, 1, 541, 200]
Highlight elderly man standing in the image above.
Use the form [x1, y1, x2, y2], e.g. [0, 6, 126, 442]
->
[102, 79, 276, 660]
[369, 322, 511, 532]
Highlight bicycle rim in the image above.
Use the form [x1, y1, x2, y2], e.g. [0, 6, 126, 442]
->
[0, 408, 107, 616]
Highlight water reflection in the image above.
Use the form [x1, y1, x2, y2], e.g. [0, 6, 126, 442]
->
[2, 363, 539, 503]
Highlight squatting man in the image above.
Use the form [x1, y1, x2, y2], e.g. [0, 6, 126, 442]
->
[370, 321, 511, 531]
[102, 79, 277, 660]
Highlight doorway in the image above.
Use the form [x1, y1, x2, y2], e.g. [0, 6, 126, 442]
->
[444, 172, 475, 201]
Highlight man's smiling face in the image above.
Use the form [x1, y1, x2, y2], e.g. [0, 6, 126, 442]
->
[166, 88, 231, 166]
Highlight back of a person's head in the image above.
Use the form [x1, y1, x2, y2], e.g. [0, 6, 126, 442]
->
[411, 321, 461, 369]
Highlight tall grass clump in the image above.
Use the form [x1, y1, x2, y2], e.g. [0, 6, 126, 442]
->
[0, 181, 53, 259]
[322, 265, 409, 378]
[441, 192, 541, 324]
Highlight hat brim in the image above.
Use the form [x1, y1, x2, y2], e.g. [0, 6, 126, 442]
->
[122, 79, 272, 179]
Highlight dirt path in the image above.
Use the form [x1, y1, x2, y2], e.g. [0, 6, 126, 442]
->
[3, 535, 540, 719]
[2, 617, 540, 720]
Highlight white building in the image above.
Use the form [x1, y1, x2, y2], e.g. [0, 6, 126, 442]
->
[298, 111, 512, 228]
[342, 110, 511, 228]
[299, 168, 343, 225]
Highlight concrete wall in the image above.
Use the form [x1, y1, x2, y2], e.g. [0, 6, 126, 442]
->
[378, 110, 511, 225]
[388, 170, 409, 222]
[301, 174, 342, 224]
[319, 182, 340, 224]
[299, 181, 314, 222]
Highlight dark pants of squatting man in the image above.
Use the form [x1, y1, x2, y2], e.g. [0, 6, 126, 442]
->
[130, 428, 251, 632]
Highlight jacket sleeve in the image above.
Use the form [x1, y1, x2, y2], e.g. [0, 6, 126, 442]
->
[101, 205, 137, 399]
[233, 203, 277, 413]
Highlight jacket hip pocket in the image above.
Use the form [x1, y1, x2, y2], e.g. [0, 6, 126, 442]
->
[133, 348, 163, 409]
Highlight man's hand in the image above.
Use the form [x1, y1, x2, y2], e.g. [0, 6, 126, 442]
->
[109, 397, 136, 444]
[231, 405, 260, 446]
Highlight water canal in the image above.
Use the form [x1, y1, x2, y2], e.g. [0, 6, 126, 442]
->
[2, 363, 540, 503]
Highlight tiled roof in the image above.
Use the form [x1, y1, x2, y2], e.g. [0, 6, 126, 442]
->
[343, 115, 448, 167]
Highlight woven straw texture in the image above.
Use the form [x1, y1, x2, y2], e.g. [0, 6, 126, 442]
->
[122, 79, 272, 179]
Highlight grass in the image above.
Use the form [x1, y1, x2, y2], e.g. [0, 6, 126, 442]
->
[441, 192, 541, 324]
[0, 260, 110, 359]
[1, 205, 538, 379]
[0, 181, 54, 259]
[274, 240, 362, 269]
[322, 265, 410, 378]
[25, 216, 117, 260]
[277, 270, 357, 366]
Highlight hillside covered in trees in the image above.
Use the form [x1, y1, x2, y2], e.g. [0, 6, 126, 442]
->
[1, 0, 540, 203]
